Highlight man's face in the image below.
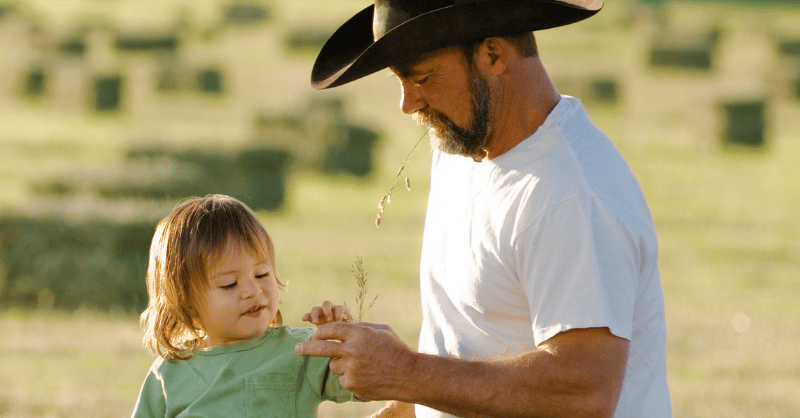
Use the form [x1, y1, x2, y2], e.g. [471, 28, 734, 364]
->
[390, 47, 493, 159]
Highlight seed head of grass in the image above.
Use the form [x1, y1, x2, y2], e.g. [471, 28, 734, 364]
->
[344, 256, 377, 323]
[375, 130, 427, 228]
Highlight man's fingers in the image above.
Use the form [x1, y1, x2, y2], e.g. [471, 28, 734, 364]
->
[294, 339, 344, 358]
[312, 321, 357, 341]
[328, 357, 346, 376]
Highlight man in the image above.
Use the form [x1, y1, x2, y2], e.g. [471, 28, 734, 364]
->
[296, 1, 672, 417]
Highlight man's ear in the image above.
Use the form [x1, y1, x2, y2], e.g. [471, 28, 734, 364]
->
[479, 37, 509, 76]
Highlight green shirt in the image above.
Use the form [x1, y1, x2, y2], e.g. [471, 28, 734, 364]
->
[132, 327, 354, 418]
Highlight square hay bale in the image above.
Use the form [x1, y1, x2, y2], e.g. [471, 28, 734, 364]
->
[234, 148, 291, 211]
[94, 75, 123, 111]
[720, 100, 767, 147]
[23, 68, 46, 96]
[0, 215, 154, 311]
[115, 35, 178, 52]
[225, 2, 271, 25]
[778, 38, 800, 59]
[323, 125, 380, 177]
[284, 28, 332, 53]
[794, 77, 800, 100]
[590, 77, 620, 104]
[58, 36, 86, 56]
[649, 29, 720, 71]
[197, 68, 223, 93]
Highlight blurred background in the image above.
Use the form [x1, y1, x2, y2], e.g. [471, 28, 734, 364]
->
[0, 0, 798, 416]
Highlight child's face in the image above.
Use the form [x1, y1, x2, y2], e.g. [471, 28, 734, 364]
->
[196, 238, 279, 347]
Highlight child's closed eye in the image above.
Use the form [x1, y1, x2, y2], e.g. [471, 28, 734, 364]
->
[220, 282, 237, 289]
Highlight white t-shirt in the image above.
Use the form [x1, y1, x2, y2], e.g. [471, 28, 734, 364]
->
[416, 96, 671, 418]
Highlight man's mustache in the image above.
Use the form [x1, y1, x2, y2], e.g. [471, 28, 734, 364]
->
[413, 109, 458, 132]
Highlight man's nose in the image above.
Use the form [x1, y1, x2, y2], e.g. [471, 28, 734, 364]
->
[399, 83, 425, 115]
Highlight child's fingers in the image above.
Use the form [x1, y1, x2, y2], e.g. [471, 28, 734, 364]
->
[322, 300, 334, 321]
[302, 306, 325, 324]
[302, 302, 353, 325]
[332, 305, 353, 322]
[332, 305, 344, 321]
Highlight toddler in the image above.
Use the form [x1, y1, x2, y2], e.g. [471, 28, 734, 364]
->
[132, 195, 355, 417]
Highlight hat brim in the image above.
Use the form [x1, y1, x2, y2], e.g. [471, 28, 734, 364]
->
[312, 0, 603, 89]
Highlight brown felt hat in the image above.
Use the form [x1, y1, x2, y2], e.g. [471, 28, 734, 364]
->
[311, 0, 603, 89]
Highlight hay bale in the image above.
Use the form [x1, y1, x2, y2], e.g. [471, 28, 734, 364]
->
[794, 77, 800, 100]
[778, 38, 800, 59]
[590, 77, 619, 104]
[113, 221, 155, 255]
[0, 215, 153, 311]
[23, 68, 46, 96]
[649, 29, 720, 70]
[97, 156, 225, 201]
[125, 146, 171, 160]
[94, 75, 123, 111]
[225, 3, 271, 25]
[29, 180, 77, 197]
[284, 28, 331, 53]
[101, 146, 290, 211]
[720, 100, 767, 147]
[58, 36, 85, 56]
[116, 35, 178, 52]
[324, 125, 380, 177]
[197, 68, 223, 93]
[234, 148, 291, 211]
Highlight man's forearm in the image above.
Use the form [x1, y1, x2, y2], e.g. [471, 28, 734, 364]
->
[295, 323, 627, 417]
[397, 329, 628, 418]
[402, 353, 608, 418]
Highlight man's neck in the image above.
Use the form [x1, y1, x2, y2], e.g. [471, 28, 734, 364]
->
[485, 57, 559, 160]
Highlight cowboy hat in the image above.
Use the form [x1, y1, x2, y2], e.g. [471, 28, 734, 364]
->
[311, 0, 603, 89]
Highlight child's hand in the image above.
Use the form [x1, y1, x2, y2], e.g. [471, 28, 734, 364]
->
[302, 300, 354, 326]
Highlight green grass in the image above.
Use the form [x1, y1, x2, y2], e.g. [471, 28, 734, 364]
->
[2, 0, 800, 417]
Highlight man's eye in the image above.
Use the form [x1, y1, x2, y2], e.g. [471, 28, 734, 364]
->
[221, 282, 237, 289]
[414, 75, 430, 85]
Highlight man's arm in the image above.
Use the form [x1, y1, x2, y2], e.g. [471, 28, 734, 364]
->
[296, 323, 628, 418]
[368, 401, 415, 418]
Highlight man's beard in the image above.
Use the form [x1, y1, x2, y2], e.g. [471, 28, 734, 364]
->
[413, 66, 492, 160]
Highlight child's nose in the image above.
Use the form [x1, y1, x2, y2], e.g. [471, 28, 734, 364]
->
[240, 278, 262, 298]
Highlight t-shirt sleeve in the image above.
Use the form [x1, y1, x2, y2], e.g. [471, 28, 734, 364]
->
[321, 364, 357, 403]
[302, 355, 356, 403]
[131, 368, 167, 418]
[291, 327, 356, 404]
[517, 194, 640, 346]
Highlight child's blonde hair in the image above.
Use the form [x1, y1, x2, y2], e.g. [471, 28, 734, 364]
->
[140, 194, 283, 360]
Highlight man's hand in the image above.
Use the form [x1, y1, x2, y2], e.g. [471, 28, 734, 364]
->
[301, 300, 354, 326]
[294, 321, 416, 401]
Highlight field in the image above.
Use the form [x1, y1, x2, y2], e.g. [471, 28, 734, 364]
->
[1, 0, 800, 417]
